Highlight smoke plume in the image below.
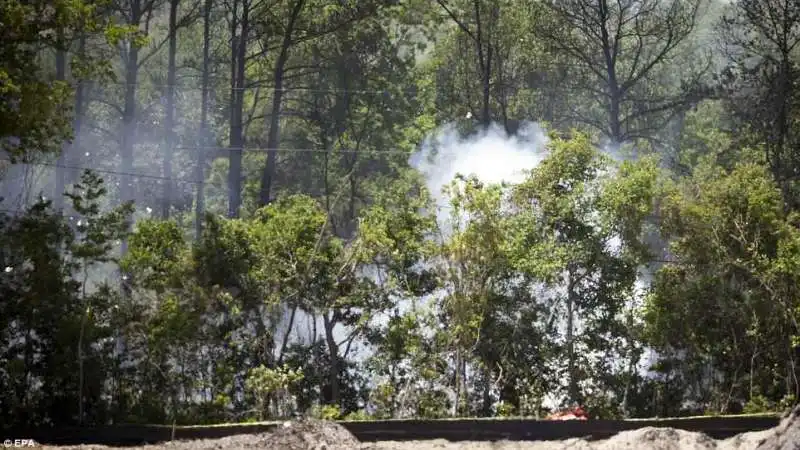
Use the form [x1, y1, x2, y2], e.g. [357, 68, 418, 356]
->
[409, 121, 549, 226]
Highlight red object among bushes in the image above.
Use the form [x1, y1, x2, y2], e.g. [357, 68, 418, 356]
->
[545, 406, 589, 420]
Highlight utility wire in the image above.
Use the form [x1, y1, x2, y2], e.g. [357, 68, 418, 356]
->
[1, 158, 209, 187]
[0, 145, 416, 187]
[174, 145, 415, 154]
[70, 83, 423, 94]
[59, 60, 634, 93]
[1, 140, 517, 192]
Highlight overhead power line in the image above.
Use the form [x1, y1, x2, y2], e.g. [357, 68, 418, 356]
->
[174, 146, 415, 154]
[62, 59, 618, 93]
[0, 144, 415, 188]
[1, 158, 209, 187]
[73, 83, 420, 95]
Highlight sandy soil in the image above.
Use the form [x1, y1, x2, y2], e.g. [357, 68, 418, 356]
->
[40, 407, 800, 450]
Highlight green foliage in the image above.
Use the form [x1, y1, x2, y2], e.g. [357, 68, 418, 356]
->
[123, 219, 185, 292]
[67, 170, 134, 265]
[6, 0, 800, 427]
[0, 0, 130, 161]
[246, 365, 304, 397]
[0, 169, 130, 428]
[494, 401, 515, 417]
[504, 133, 656, 407]
[644, 157, 800, 413]
[309, 404, 342, 420]
[742, 395, 775, 414]
[245, 365, 304, 420]
[343, 409, 371, 420]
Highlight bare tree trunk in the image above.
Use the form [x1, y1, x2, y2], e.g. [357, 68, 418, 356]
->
[120, 0, 141, 255]
[453, 350, 461, 416]
[598, 0, 622, 145]
[775, 52, 793, 207]
[77, 306, 88, 423]
[276, 305, 297, 366]
[195, 0, 211, 237]
[435, 0, 500, 130]
[162, 0, 179, 218]
[481, 364, 492, 416]
[474, 0, 493, 129]
[323, 312, 340, 407]
[227, 0, 247, 218]
[566, 266, 579, 404]
[69, 37, 87, 188]
[461, 357, 468, 415]
[259, 0, 305, 206]
[620, 338, 636, 418]
[54, 44, 67, 210]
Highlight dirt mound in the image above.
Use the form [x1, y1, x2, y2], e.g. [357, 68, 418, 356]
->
[752, 405, 800, 450]
[363, 410, 799, 450]
[590, 426, 717, 450]
[261, 418, 361, 450]
[718, 428, 775, 450]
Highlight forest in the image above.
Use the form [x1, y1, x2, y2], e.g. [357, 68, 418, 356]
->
[1, 0, 800, 429]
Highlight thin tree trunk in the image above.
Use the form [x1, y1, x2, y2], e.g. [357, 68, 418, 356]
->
[227, 0, 247, 217]
[481, 364, 491, 416]
[311, 313, 324, 405]
[69, 37, 87, 188]
[77, 267, 91, 425]
[599, 0, 622, 145]
[472, 0, 491, 129]
[259, 0, 305, 206]
[120, 0, 141, 255]
[566, 266, 579, 404]
[195, 0, 211, 237]
[227, 0, 238, 216]
[453, 350, 461, 416]
[461, 358, 467, 415]
[54, 44, 67, 210]
[621, 341, 635, 418]
[162, 0, 179, 218]
[323, 312, 340, 406]
[277, 305, 298, 366]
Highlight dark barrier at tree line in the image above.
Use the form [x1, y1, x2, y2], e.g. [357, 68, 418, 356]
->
[4, 415, 782, 446]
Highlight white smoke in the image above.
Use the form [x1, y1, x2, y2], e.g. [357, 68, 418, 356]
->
[409, 122, 549, 226]
[407, 121, 658, 407]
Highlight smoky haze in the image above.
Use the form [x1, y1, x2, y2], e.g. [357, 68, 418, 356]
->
[409, 121, 549, 224]
[405, 121, 659, 409]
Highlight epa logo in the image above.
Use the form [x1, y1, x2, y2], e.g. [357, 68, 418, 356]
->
[2, 440, 37, 447]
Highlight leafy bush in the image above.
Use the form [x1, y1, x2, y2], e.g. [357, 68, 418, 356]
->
[743, 395, 774, 414]
[494, 401, 516, 417]
[309, 404, 342, 420]
[343, 409, 371, 421]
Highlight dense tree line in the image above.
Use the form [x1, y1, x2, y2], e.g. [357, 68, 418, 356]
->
[1, 0, 799, 429]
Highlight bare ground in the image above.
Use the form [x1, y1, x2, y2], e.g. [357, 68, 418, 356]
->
[40, 407, 800, 450]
